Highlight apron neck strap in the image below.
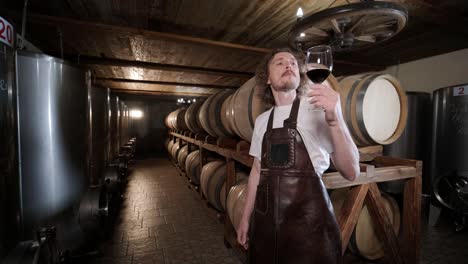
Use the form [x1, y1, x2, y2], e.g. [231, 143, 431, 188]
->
[284, 97, 300, 129]
[267, 106, 275, 131]
[266, 97, 301, 131]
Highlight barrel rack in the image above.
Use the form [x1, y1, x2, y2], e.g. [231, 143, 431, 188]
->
[167, 130, 422, 264]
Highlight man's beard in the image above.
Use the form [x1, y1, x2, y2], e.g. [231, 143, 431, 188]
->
[273, 79, 299, 92]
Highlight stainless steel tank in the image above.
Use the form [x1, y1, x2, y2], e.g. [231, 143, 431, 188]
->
[88, 83, 109, 186]
[105, 88, 112, 164]
[16, 51, 87, 239]
[119, 100, 128, 148]
[382, 92, 432, 193]
[431, 85, 468, 180]
[430, 85, 468, 215]
[109, 94, 120, 159]
[0, 15, 20, 255]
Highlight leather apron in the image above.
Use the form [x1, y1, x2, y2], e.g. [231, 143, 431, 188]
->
[249, 98, 342, 264]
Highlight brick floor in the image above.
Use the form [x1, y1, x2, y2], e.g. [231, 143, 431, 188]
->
[88, 158, 241, 264]
[87, 158, 468, 264]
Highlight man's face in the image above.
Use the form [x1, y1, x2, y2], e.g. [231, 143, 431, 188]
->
[267, 52, 300, 92]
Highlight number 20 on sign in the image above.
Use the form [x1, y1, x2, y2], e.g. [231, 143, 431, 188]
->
[0, 16, 15, 48]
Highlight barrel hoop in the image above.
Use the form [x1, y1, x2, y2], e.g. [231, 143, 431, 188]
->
[230, 89, 243, 138]
[346, 75, 368, 146]
[205, 162, 220, 202]
[214, 167, 227, 210]
[205, 96, 217, 135]
[214, 91, 232, 136]
[356, 74, 381, 144]
[248, 86, 255, 130]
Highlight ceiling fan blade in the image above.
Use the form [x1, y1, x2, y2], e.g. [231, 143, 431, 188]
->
[330, 19, 342, 34]
[354, 35, 376, 43]
[304, 27, 329, 37]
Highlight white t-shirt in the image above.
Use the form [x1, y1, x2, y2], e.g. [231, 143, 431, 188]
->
[249, 98, 334, 176]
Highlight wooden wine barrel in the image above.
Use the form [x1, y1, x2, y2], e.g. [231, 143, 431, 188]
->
[177, 145, 189, 169]
[338, 74, 408, 146]
[199, 90, 234, 137]
[220, 95, 236, 136]
[169, 142, 179, 160]
[184, 101, 205, 134]
[331, 188, 401, 260]
[170, 141, 185, 161]
[185, 150, 201, 184]
[164, 108, 187, 129]
[167, 109, 178, 129]
[176, 108, 189, 131]
[165, 111, 174, 129]
[167, 139, 174, 152]
[226, 172, 249, 232]
[224, 77, 267, 142]
[164, 138, 172, 150]
[219, 170, 247, 210]
[200, 161, 226, 211]
[164, 114, 171, 128]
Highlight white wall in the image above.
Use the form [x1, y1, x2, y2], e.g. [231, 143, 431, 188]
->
[383, 48, 468, 94]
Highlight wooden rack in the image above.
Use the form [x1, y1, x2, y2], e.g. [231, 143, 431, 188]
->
[168, 130, 422, 264]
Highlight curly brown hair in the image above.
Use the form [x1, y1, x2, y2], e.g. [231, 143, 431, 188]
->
[255, 48, 307, 107]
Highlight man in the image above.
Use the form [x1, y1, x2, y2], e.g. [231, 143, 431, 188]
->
[237, 48, 359, 264]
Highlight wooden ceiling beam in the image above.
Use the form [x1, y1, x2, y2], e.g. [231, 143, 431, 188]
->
[28, 14, 381, 70]
[27, 13, 271, 55]
[108, 88, 212, 97]
[97, 77, 238, 89]
[82, 56, 253, 78]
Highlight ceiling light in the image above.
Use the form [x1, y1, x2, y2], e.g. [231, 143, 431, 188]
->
[296, 7, 303, 18]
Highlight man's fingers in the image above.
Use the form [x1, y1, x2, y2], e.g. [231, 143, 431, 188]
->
[308, 83, 329, 91]
[308, 95, 326, 104]
[237, 233, 249, 250]
[238, 232, 246, 245]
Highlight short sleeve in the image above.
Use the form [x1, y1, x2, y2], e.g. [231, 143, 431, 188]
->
[249, 119, 263, 160]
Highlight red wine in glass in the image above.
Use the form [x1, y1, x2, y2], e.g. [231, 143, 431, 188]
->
[305, 45, 333, 110]
[306, 68, 330, 84]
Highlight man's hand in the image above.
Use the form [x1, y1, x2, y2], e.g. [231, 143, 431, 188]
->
[237, 219, 250, 250]
[307, 83, 341, 127]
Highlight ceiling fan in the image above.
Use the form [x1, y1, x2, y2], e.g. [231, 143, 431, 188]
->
[289, 1, 408, 52]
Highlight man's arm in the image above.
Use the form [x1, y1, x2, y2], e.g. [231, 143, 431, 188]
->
[237, 158, 261, 249]
[308, 84, 360, 181]
[328, 112, 360, 181]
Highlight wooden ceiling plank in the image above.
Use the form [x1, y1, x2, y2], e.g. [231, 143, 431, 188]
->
[109, 87, 212, 97]
[27, 13, 272, 55]
[81, 55, 254, 78]
[96, 77, 238, 89]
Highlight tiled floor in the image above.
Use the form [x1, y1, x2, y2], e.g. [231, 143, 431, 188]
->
[89, 158, 241, 264]
[87, 158, 468, 264]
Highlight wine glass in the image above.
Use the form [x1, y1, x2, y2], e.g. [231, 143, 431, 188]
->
[304, 45, 333, 110]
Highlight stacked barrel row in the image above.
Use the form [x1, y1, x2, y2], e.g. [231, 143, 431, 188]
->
[165, 77, 267, 142]
[166, 74, 407, 147]
[166, 138, 249, 213]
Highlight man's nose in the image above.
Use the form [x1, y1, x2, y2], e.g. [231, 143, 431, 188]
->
[285, 61, 294, 69]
